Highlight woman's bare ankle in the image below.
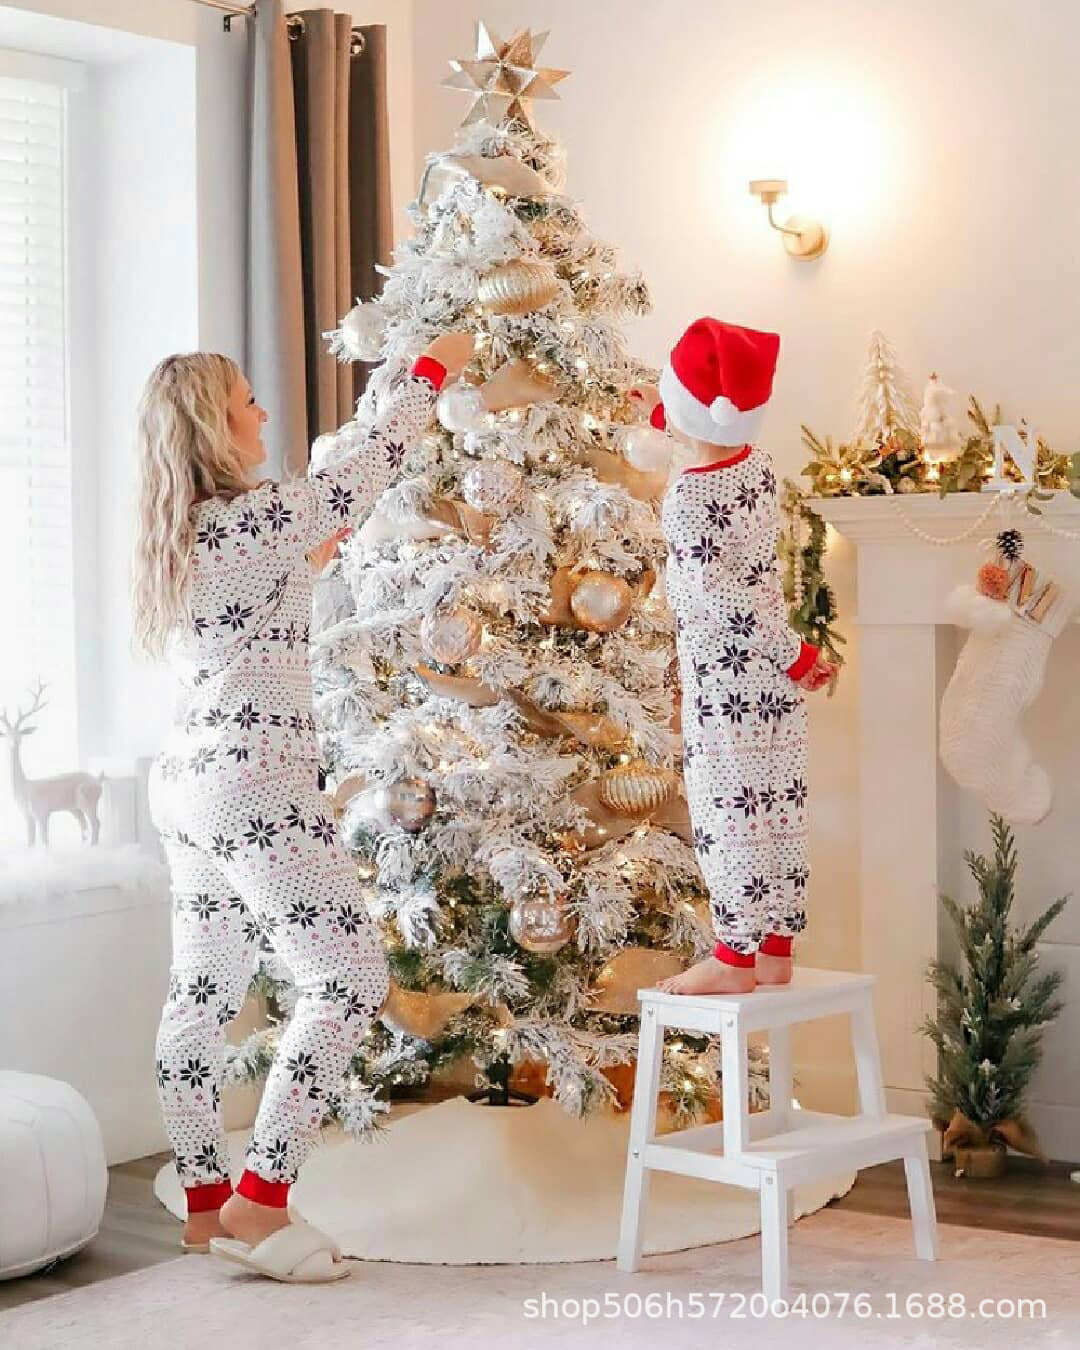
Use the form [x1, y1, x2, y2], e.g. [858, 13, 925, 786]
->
[183, 1210, 228, 1245]
[220, 1191, 291, 1244]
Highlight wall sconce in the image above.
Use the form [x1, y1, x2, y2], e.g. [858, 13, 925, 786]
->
[748, 179, 828, 261]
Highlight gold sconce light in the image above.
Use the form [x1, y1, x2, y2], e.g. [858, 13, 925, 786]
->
[748, 179, 828, 261]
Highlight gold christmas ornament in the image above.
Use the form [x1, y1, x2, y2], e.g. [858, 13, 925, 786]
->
[478, 259, 559, 316]
[386, 778, 436, 831]
[379, 980, 475, 1040]
[589, 947, 685, 1015]
[509, 890, 574, 954]
[421, 609, 483, 665]
[569, 571, 633, 633]
[597, 761, 678, 817]
[443, 22, 570, 129]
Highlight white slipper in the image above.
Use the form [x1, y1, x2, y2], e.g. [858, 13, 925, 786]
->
[210, 1219, 350, 1284]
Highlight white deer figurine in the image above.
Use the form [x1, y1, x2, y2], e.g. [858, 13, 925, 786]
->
[1, 680, 103, 846]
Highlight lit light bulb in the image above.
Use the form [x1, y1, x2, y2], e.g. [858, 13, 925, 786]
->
[839, 467, 854, 484]
[575, 357, 588, 372]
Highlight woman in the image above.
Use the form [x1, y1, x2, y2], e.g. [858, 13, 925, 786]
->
[133, 331, 472, 1282]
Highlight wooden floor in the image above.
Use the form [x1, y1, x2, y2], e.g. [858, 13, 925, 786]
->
[1, 1150, 1076, 1313]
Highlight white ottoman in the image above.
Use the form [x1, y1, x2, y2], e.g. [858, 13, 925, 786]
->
[0, 1071, 108, 1279]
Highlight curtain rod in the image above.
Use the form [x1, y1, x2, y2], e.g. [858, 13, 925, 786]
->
[187, 0, 367, 50]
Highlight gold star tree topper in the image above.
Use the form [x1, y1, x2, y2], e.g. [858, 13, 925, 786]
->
[443, 21, 569, 129]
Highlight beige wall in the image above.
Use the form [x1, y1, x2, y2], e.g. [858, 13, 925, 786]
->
[410, 0, 1080, 1120]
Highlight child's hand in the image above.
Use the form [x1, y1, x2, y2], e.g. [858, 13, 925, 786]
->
[423, 332, 475, 383]
[629, 383, 661, 418]
[796, 654, 838, 693]
[308, 526, 351, 574]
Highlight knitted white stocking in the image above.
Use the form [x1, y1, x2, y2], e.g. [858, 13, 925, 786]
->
[939, 578, 1069, 825]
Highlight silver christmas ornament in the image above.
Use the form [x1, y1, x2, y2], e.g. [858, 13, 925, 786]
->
[421, 608, 483, 665]
[436, 381, 489, 434]
[336, 301, 387, 362]
[462, 459, 523, 517]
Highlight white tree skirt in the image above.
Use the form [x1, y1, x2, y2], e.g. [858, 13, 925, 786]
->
[154, 1096, 855, 1264]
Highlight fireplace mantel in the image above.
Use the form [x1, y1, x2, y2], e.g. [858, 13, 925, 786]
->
[808, 491, 1080, 1121]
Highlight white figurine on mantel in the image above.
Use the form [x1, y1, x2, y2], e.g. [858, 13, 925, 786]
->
[919, 373, 960, 464]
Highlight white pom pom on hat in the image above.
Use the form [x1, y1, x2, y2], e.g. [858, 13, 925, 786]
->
[654, 318, 780, 447]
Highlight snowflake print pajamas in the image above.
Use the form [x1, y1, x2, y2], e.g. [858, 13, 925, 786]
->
[149, 359, 446, 1212]
[662, 445, 817, 967]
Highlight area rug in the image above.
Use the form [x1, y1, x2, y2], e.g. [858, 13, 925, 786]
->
[3, 1210, 1077, 1349]
[154, 1096, 855, 1263]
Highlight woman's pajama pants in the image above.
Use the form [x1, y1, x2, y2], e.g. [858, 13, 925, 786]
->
[150, 766, 389, 1208]
[679, 633, 810, 960]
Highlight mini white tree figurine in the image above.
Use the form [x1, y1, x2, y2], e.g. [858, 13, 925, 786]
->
[854, 329, 919, 447]
[919, 373, 960, 464]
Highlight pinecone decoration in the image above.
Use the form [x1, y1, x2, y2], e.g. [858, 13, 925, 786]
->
[996, 528, 1024, 564]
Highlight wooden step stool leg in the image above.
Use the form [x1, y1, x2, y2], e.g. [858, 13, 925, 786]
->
[759, 1172, 789, 1304]
[903, 1134, 939, 1261]
[617, 1003, 665, 1273]
[850, 993, 887, 1118]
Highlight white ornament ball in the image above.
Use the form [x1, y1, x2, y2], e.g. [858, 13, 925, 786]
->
[337, 301, 387, 362]
[619, 424, 673, 474]
[421, 608, 483, 665]
[462, 460, 523, 517]
[437, 381, 489, 434]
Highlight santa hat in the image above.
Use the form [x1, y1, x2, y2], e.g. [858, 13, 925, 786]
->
[653, 318, 780, 448]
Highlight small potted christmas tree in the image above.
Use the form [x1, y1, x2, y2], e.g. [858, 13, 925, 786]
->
[922, 815, 1067, 1178]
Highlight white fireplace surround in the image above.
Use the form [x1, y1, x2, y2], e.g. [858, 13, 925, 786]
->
[811, 490, 1080, 1145]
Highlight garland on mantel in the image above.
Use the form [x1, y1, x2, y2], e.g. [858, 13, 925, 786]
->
[780, 333, 1080, 686]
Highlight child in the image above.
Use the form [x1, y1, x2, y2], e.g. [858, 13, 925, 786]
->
[649, 319, 835, 996]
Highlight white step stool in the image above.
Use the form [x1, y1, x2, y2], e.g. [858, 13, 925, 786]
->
[617, 968, 938, 1303]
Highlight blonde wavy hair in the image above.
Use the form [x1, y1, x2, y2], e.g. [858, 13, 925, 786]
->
[131, 352, 251, 658]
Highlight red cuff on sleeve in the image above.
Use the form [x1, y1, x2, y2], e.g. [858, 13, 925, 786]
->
[649, 401, 667, 430]
[411, 355, 447, 391]
[786, 641, 819, 682]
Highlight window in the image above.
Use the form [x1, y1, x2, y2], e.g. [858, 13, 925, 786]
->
[0, 68, 76, 779]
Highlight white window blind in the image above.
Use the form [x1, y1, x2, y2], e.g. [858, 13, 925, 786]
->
[0, 72, 76, 788]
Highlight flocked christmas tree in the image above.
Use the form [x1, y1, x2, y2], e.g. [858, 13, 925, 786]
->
[922, 814, 1067, 1168]
[853, 329, 918, 447]
[226, 22, 771, 1133]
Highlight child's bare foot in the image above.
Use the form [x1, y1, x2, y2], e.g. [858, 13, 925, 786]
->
[656, 956, 756, 996]
[220, 1192, 292, 1247]
[756, 952, 793, 985]
[183, 1210, 228, 1248]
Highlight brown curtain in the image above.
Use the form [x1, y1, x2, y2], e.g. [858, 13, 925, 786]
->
[248, 2, 391, 476]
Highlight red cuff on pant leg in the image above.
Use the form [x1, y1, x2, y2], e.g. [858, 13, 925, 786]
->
[185, 1180, 233, 1214]
[411, 355, 448, 391]
[760, 934, 793, 957]
[236, 1170, 291, 1209]
[713, 941, 757, 968]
